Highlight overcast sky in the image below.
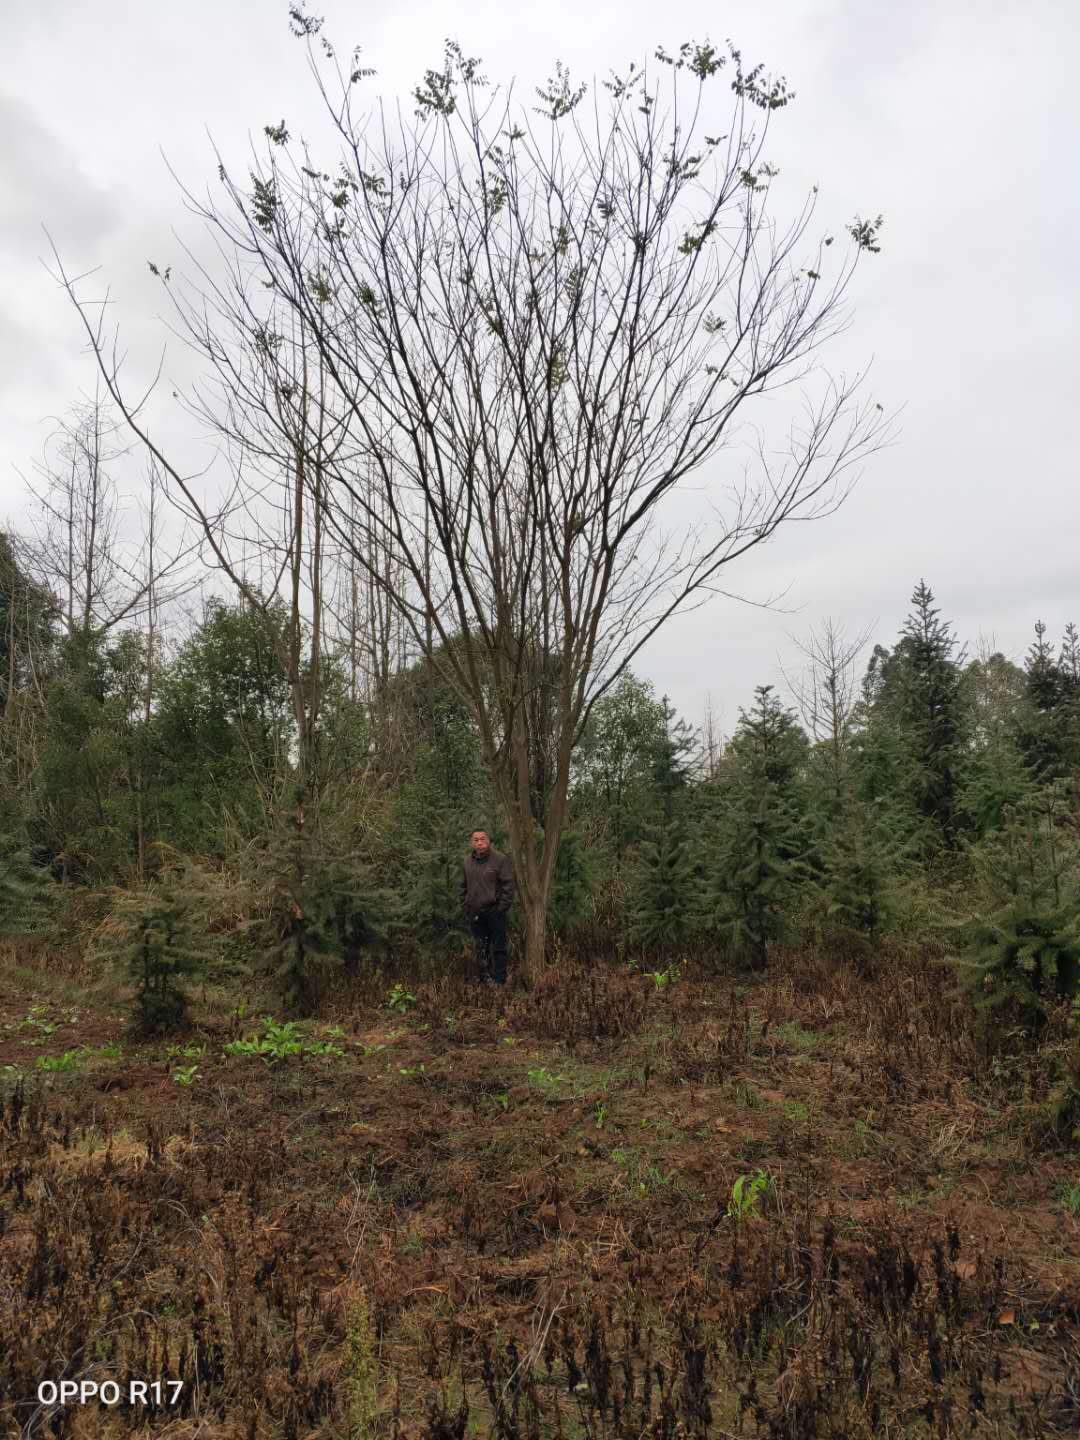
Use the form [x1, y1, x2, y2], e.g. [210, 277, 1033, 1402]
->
[1, 0, 1076, 735]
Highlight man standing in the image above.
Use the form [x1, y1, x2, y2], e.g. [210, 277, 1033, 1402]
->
[461, 829, 515, 985]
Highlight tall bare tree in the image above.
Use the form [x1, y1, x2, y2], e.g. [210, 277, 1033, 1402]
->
[782, 617, 872, 812]
[56, 30, 890, 976]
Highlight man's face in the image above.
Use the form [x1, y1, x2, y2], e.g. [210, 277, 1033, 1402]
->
[471, 831, 491, 857]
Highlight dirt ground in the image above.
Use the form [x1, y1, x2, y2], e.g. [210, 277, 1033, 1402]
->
[2, 941, 1079, 1438]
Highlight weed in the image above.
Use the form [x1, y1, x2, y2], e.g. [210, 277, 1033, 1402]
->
[397, 1064, 427, 1078]
[527, 1066, 569, 1101]
[610, 1147, 677, 1198]
[783, 1099, 810, 1123]
[224, 1016, 343, 1064]
[594, 1101, 607, 1129]
[726, 1168, 774, 1223]
[895, 1184, 926, 1209]
[1058, 1180, 1080, 1218]
[775, 1021, 822, 1053]
[17, 1005, 60, 1040]
[166, 1041, 205, 1059]
[852, 1109, 882, 1153]
[385, 983, 416, 1014]
[733, 1080, 764, 1110]
[34, 1049, 85, 1073]
[172, 1064, 200, 1086]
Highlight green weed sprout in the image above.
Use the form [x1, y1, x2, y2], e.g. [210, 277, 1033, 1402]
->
[385, 983, 417, 1014]
[726, 1168, 774, 1223]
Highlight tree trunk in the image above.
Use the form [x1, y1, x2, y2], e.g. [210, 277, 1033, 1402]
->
[521, 888, 548, 984]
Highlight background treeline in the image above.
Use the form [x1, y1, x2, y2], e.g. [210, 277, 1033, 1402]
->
[2, 432, 1079, 1043]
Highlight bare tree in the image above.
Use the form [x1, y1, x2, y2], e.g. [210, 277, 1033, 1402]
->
[54, 31, 891, 977]
[782, 617, 873, 811]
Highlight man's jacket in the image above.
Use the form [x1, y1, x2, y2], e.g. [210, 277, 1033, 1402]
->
[461, 849, 515, 915]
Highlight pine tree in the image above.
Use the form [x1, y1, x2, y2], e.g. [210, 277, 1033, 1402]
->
[262, 788, 393, 1011]
[818, 792, 910, 954]
[629, 818, 696, 953]
[546, 828, 595, 934]
[115, 875, 210, 1032]
[898, 581, 968, 839]
[698, 686, 809, 969]
[956, 649, 1035, 837]
[1017, 620, 1080, 784]
[0, 838, 56, 940]
[628, 697, 699, 955]
[958, 782, 1080, 1038]
[399, 829, 468, 958]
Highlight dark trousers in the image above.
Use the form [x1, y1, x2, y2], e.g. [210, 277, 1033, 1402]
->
[469, 907, 508, 983]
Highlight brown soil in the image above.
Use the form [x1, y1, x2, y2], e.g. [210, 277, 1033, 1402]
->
[2, 944, 1079, 1438]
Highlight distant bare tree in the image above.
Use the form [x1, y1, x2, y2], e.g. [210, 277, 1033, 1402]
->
[55, 31, 891, 976]
[782, 617, 873, 810]
[20, 392, 194, 647]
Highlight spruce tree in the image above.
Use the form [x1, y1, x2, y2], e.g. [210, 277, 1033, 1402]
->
[958, 782, 1080, 1038]
[546, 828, 595, 934]
[898, 581, 968, 839]
[956, 649, 1035, 837]
[262, 788, 393, 1011]
[1017, 620, 1080, 784]
[0, 838, 56, 940]
[699, 686, 808, 969]
[386, 658, 491, 961]
[628, 697, 699, 956]
[817, 792, 910, 953]
[115, 874, 210, 1033]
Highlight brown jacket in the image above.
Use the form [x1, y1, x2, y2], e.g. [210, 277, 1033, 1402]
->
[461, 849, 515, 915]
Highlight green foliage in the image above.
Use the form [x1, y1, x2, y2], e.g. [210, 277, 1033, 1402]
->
[152, 600, 294, 852]
[110, 871, 211, 1033]
[957, 783, 1080, 1036]
[0, 531, 58, 714]
[384, 983, 416, 1014]
[808, 791, 917, 952]
[546, 828, 595, 933]
[384, 655, 491, 956]
[858, 582, 970, 847]
[526, 1066, 570, 1100]
[726, 1167, 775, 1222]
[627, 695, 700, 952]
[34, 1049, 86, 1073]
[699, 686, 809, 968]
[1017, 620, 1080, 784]
[572, 675, 669, 879]
[261, 791, 393, 1012]
[31, 627, 148, 883]
[223, 1015, 343, 1063]
[629, 817, 698, 952]
[0, 837, 57, 939]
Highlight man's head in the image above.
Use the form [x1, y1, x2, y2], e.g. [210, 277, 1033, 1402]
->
[470, 829, 491, 857]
